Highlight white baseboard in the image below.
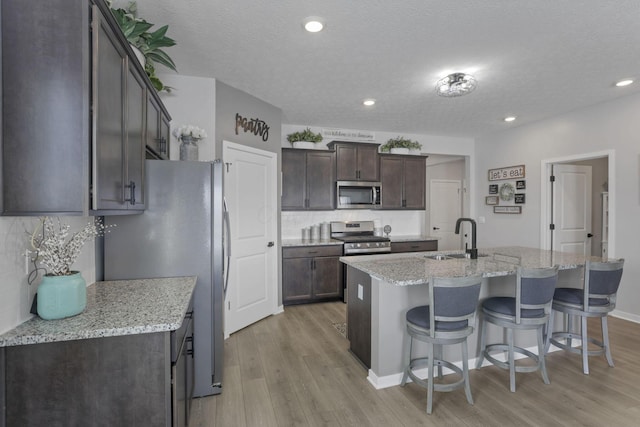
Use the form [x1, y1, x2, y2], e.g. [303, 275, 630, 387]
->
[611, 309, 640, 324]
[366, 343, 565, 390]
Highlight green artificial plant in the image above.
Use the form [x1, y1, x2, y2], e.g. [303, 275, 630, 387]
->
[380, 136, 422, 152]
[286, 128, 324, 144]
[109, 1, 177, 92]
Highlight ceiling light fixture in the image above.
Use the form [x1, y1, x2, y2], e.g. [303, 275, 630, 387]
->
[363, 99, 376, 106]
[435, 73, 477, 97]
[303, 17, 324, 33]
[615, 79, 633, 87]
[504, 116, 516, 122]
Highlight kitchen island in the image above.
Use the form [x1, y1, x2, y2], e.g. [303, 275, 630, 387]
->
[0, 277, 196, 427]
[341, 247, 606, 389]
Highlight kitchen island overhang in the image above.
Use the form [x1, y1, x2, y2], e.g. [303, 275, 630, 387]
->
[340, 247, 607, 389]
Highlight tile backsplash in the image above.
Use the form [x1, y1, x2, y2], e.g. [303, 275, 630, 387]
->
[281, 210, 426, 239]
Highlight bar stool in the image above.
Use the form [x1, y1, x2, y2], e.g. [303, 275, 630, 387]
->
[400, 273, 483, 414]
[476, 265, 558, 392]
[547, 259, 624, 375]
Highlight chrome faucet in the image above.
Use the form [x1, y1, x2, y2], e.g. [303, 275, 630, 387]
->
[455, 218, 478, 259]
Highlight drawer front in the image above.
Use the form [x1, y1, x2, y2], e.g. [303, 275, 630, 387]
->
[391, 240, 438, 253]
[283, 245, 343, 258]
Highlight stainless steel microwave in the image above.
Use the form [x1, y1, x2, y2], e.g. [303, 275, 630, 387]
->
[336, 181, 381, 209]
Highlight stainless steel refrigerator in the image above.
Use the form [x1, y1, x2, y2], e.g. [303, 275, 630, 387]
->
[103, 159, 227, 397]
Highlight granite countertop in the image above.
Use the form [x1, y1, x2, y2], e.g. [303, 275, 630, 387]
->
[282, 238, 343, 247]
[0, 276, 197, 347]
[389, 235, 439, 242]
[340, 246, 605, 286]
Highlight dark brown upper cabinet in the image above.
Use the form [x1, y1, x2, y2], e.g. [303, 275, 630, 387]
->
[0, 0, 170, 216]
[282, 148, 335, 210]
[379, 154, 426, 210]
[327, 141, 380, 182]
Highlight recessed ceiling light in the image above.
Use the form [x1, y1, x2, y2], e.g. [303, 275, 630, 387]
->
[504, 116, 517, 122]
[363, 99, 376, 106]
[303, 17, 324, 33]
[615, 79, 633, 87]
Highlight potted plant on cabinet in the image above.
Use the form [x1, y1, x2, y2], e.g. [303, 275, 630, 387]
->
[109, 1, 177, 92]
[380, 136, 422, 154]
[286, 128, 323, 149]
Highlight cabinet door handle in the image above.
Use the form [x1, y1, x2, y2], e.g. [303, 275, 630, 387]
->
[267, 241, 274, 247]
[186, 336, 194, 357]
[125, 181, 136, 205]
[433, 227, 440, 230]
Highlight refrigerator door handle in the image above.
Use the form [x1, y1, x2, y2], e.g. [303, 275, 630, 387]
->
[223, 197, 231, 297]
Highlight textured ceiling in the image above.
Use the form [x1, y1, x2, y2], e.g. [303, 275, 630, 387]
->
[126, 0, 640, 138]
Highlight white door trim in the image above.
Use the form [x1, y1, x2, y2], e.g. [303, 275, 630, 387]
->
[539, 149, 616, 257]
[223, 140, 279, 337]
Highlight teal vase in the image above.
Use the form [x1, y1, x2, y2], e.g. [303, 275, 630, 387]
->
[37, 272, 87, 320]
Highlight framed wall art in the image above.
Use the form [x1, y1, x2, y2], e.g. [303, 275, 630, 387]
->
[489, 184, 498, 194]
[486, 196, 499, 205]
[514, 193, 526, 204]
[516, 180, 526, 190]
[494, 206, 522, 214]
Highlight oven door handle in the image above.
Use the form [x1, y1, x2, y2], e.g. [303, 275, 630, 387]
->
[372, 187, 377, 205]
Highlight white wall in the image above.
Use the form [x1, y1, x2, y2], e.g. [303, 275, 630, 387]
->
[475, 92, 640, 321]
[0, 217, 97, 334]
[158, 73, 217, 161]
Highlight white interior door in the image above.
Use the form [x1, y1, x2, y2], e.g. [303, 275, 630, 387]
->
[429, 179, 462, 250]
[223, 141, 278, 336]
[552, 164, 592, 255]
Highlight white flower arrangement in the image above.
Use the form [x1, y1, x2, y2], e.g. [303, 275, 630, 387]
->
[172, 124, 208, 142]
[30, 217, 114, 276]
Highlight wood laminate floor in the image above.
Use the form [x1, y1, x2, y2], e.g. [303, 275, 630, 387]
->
[189, 302, 640, 426]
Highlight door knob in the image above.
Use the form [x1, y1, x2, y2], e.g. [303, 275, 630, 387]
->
[433, 227, 440, 230]
[267, 241, 275, 247]
[587, 233, 593, 238]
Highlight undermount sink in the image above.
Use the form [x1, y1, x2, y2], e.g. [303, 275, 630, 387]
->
[426, 253, 489, 260]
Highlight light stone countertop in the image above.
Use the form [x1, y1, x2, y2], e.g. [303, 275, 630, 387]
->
[340, 246, 608, 286]
[282, 238, 343, 247]
[0, 276, 197, 347]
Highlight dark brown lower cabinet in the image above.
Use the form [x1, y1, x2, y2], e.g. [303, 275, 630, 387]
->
[391, 240, 438, 253]
[346, 265, 372, 368]
[2, 310, 194, 427]
[282, 245, 343, 305]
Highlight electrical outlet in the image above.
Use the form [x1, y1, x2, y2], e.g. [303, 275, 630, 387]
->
[24, 249, 31, 275]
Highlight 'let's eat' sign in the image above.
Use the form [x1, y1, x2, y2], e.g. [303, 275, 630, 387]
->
[488, 165, 525, 181]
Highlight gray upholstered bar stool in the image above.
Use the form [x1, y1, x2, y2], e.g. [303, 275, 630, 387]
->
[400, 273, 483, 414]
[546, 259, 624, 375]
[476, 265, 558, 392]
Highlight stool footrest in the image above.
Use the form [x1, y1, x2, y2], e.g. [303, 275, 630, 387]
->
[406, 357, 465, 393]
[483, 344, 542, 373]
[550, 332, 606, 357]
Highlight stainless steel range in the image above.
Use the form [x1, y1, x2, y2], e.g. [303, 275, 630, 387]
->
[331, 221, 391, 255]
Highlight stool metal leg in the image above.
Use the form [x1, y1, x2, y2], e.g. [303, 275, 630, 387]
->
[566, 314, 573, 348]
[401, 334, 412, 386]
[426, 343, 435, 414]
[537, 326, 550, 385]
[476, 315, 487, 369]
[602, 316, 614, 367]
[435, 344, 444, 379]
[581, 315, 589, 375]
[461, 340, 473, 405]
[508, 328, 516, 392]
[545, 311, 554, 353]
